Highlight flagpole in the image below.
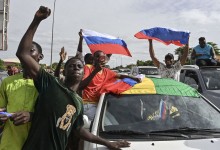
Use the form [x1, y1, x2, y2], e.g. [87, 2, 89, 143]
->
[50, 0, 56, 69]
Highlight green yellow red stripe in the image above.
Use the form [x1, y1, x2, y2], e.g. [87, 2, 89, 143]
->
[122, 77, 199, 97]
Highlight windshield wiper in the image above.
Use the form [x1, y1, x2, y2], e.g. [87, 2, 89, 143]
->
[100, 130, 145, 135]
[150, 127, 220, 134]
[101, 130, 188, 138]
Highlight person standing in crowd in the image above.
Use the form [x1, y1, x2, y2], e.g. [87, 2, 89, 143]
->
[17, 6, 130, 150]
[0, 41, 43, 150]
[84, 53, 93, 65]
[191, 37, 217, 67]
[54, 30, 84, 79]
[148, 39, 189, 79]
[79, 50, 141, 121]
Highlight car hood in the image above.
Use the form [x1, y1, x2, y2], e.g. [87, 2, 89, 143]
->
[96, 138, 220, 150]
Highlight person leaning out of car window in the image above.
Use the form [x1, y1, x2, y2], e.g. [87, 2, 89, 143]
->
[148, 39, 189, 79]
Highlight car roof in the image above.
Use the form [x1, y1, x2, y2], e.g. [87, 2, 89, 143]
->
[135, 66, 157, 68]
[121, 77, 199, 97]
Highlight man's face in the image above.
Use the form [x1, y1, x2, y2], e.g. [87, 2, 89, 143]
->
[164, 58, 174, 67]
[199, 40, 206, 48]
[93, 51, 106, 67]
[31, 44, 42, 62]
[64, 59, 84, 81]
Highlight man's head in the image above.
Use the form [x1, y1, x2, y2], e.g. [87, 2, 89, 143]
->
[63, 57, 84, 82]
[199, 37, 206, 48]
[93, 50, 106, 67]
[164, 53, 174, 67]
[7, 65, 14, 76]
[84, 53, 93, 65]
[31, 41, 44, 62]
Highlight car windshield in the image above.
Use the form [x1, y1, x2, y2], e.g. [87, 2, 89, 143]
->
[200, 68, 220, 90]
[101, 94, 220, 134]
[139, 68, 159, 75]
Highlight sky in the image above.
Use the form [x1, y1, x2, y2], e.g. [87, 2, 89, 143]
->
[1, 0, 220, 68]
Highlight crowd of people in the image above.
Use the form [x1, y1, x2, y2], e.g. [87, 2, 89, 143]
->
[0, 5, 220, 150]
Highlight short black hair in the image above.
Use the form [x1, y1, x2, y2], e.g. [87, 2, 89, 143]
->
[64, 57, 84, 69]
[165, 53, 174, 60]
[84, 53, 92, 62]
[93, 50, 104, 56]
[32, 41, 42, 54]
[199, 37, 206, 42]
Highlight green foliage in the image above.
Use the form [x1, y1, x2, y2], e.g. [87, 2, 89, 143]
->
[40, 64, 47, 69]
[137, 60, 154, 66]
[174, 46, 193, 65]
[0, 59, 5, 70]
[207, 42, 220, 55]
[51, 62, 64, 70]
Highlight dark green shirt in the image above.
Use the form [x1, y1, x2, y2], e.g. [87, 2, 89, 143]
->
[22, 68, 84, 150]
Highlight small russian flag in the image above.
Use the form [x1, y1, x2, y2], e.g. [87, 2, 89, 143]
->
[159, 100, 167, 120]
[82, 29, 132, 57]
[134, 27, 190, 46]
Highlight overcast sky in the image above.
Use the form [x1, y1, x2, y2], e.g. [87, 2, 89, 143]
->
[1, 0, 220, 68]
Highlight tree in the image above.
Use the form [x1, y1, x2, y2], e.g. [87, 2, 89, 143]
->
[174, 45, 193, 65]
[0, 59, 5, 70]
[137, 60, 154, 66]
[207, 42, 220, 55]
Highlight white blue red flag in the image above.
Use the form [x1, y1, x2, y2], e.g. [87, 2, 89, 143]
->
[134, 27, 190, 46]
[82, 29, 132, 57]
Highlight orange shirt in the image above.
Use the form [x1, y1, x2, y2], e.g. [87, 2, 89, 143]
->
[82, 65, 117, 102]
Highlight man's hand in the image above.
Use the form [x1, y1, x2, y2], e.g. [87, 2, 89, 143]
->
[11, 111, 31, 126]
[79, 29, 83, 39]
[94, 63, 102, 73]
[133, 77, 142, 83]
[106, 140, 130, 150]
[59, 47, 67, 62]
[0, 108, 8, 123]
[34, 6, 51, 21]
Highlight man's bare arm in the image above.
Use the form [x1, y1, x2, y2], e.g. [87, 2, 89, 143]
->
[148, 39, 160, 67]
[180, 42, 189, 66]
[54, 47, 66, 78]
[74, 127, 130, 150]
[16, 6, 51, 80]
[75, 29, 84, 61]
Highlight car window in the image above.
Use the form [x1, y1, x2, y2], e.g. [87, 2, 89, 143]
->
[101, 94, 220, 133]
[138, 68, 159, 75]
[201, 68, 220, 90]
[183, 70, 199, 86]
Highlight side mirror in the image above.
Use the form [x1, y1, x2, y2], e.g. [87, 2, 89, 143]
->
[83, 115, 91, 129]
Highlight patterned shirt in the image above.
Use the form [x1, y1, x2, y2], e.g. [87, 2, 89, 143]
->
[0, 74, 38, 150]
[158, 60, 182, 79]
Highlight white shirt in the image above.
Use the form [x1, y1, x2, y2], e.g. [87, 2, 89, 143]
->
[158, 60, 182, 79]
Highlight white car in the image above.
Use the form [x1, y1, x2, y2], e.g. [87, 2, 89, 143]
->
[130, 66, 161, 78]
[83, 77, 220, 150]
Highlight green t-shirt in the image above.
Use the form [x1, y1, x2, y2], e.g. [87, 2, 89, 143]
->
[0, 73, 38, 150]
[22, 69, 84, 150]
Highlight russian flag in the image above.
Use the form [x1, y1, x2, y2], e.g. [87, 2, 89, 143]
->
[134, 27, 190, 46]
[82, 29, 132, 57]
